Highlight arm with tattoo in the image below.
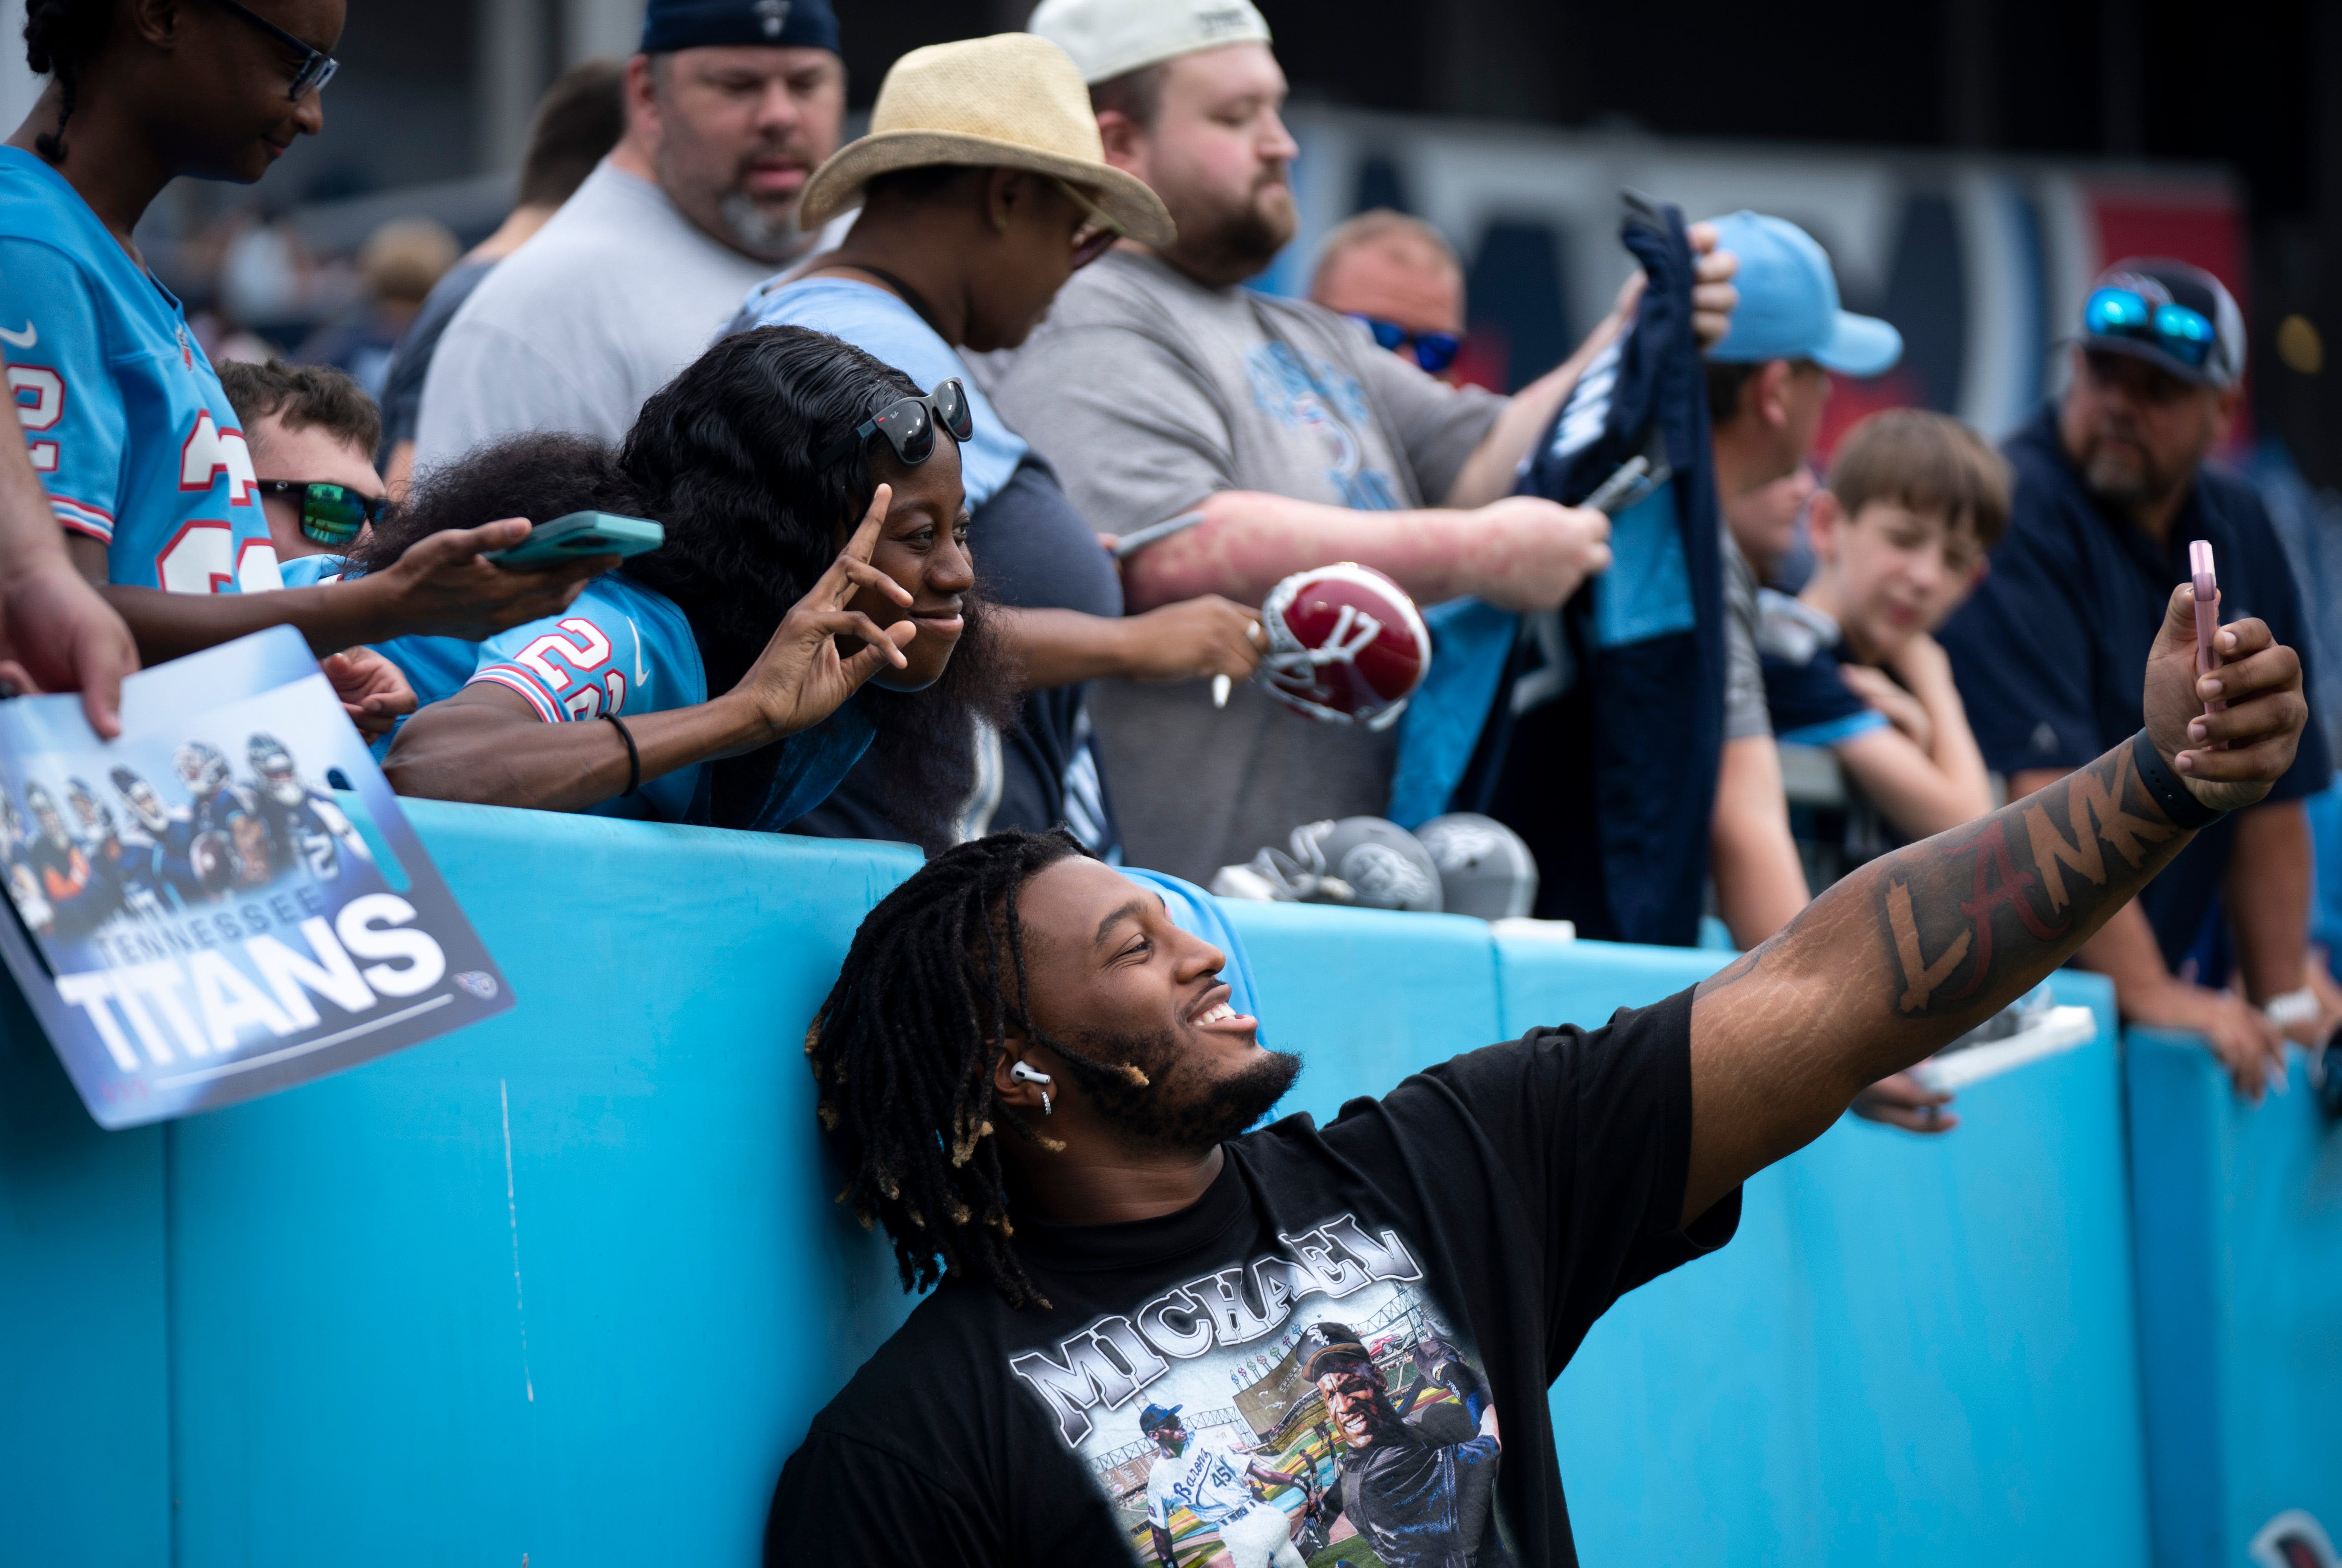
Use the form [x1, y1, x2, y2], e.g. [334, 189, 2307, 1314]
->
[1679, 583, 2310, 1224]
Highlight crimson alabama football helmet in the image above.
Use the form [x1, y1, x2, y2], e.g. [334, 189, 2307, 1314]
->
[1258, 563, 1431, 730]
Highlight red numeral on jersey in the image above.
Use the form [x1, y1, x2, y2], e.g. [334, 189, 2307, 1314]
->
[8, 364, 63, 472]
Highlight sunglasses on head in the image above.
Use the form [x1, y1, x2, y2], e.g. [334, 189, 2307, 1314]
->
[1053, 178, 1127, 271]
[1349, 314, 1462, 376]
[256, 480, 386, 545]
[206, 0, 340, 99]
[816, 379, 975, 472]
[2084, 286, 2215, 370]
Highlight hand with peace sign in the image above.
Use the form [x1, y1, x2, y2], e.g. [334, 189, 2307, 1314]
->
[726, 484, 924, 745]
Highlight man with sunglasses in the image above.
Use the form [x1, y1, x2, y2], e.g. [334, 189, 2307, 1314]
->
[1308, 210, 1468, 384]
[1942, 258, 2339, 1094]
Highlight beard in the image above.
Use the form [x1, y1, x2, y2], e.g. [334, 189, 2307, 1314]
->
[1167, 173, 1297, 287]
[1062, 1021, 1302, 1154]
[2078, 431, 2181, 511]
[716, 188, 812, 262]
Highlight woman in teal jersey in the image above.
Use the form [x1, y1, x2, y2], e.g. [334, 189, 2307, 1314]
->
[371, 326, 1010, 836]
[0, 0, 605, 673]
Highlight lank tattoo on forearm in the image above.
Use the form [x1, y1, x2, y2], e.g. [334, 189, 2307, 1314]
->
[1883, 743, 2180, 1017]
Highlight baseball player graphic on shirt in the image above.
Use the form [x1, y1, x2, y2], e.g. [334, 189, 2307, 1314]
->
[1140, 1403, 1312, 1568]
[1299, 1320, 1510, 1568]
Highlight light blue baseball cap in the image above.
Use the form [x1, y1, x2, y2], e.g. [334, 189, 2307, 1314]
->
[1703, 210, 1903, 377]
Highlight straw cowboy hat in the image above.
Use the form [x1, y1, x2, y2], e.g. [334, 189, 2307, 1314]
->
[797, 33, 1175, 247]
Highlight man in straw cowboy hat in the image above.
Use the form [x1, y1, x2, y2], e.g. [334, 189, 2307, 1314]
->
[975, 0, 1740, 886]
[729, 33, 1267, 858]
[415, 0, 855, 472]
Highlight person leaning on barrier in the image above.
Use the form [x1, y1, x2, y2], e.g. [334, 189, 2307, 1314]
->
[0, 0, 609, 680]
[1940, 259, 2340, 1094]
[768, 584, 2309, 1563]
[977, 0, 1738, 882]
[728, 33, 1262, 854]
[372, 326, 1011, 836]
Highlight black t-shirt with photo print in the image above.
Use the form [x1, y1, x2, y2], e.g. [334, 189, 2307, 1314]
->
[766, 987, 1738, 1567]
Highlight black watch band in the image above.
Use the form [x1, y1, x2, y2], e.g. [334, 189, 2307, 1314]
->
[2130, 728, 2224, 831]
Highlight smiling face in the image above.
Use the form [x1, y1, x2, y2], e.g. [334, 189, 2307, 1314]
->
[130, 0, 341, 183]
[642, 46, 845, 261]
[1009, 855, 1298, 1154]
[837, 436, 971, 692]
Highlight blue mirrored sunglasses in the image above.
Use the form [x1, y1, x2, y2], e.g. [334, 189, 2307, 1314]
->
[1350, 314, 1462, 376]
[2084, 287, 2215, 368]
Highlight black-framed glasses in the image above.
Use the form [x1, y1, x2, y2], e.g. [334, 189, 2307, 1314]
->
[816, 379, 974, 471]
[2083, 286, 2215, 370]
[207, 0, 339, 100]
[256, 480, 386, 545]
[1348, 314, 1462, 375]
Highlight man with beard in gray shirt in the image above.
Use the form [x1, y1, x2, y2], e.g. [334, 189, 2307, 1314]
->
[983, 0, 1737, 882]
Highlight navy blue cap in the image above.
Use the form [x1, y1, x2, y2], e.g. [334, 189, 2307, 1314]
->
[640, 0, 840, 56]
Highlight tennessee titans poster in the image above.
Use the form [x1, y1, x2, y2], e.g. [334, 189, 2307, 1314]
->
[1013, 1215, 1512, 1567]
[0, 626, 512, 1128]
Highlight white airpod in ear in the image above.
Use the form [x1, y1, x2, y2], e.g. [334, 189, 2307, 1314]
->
[1010, 1061, 1052, 1087]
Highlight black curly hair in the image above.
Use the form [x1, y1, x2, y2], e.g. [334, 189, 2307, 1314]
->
[807, 828, 1167, 1309]
[24, 0, 115, 163]
[360, 326, 1015, 844]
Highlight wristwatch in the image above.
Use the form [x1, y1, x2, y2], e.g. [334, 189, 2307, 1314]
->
[2264, 987, 2320, 1028]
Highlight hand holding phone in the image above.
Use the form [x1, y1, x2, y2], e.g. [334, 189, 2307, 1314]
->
[2189, 539, 2227, 747]
[486, 511, 663, 570]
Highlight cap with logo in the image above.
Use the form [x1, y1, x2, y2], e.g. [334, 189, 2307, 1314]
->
[1027, 0, 1271, 84]
[1702, 210, 1903, 378]
[1137, 1401, 1184, 1434]
[639, 0, 840, 56]
[2077, 257, 2245, 390]
[795, 33, 1174, 244]
[1294, 1321, 1371, 1380]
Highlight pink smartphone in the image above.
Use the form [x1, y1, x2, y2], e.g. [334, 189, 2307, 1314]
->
[2189, 539, 2226, 741]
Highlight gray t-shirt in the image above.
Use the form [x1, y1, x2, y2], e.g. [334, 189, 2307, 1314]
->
[978, 250, 1505, 882]
[412, 162, 778, 473]
[1722, 532, 1771, 742]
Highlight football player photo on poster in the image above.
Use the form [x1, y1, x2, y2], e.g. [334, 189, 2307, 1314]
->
[0, 627, 512, 1127]
[1015, 1214, 1513, 1568]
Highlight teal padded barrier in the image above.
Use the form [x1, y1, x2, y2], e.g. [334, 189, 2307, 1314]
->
[2127, 1028, 2342, 1568]
[0, 808, 2182, 1566]
[1499, 941, 2152, 1568]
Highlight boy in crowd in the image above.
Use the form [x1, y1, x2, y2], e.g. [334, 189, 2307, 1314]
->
[1758, 408, 2001, 844]
[218, 361, 409, 739]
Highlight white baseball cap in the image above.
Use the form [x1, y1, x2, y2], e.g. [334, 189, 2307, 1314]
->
[1027, 0, 1272, 84]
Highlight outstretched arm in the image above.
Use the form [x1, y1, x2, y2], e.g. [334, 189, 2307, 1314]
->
[1681, 584, 2309, 1223]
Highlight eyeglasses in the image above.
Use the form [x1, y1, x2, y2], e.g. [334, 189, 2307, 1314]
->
[256, 480, 386, 545]
[1348, 314, 1463, 376]
[816, 379, 974, 471]
[1053, 178, 1126, 270]
[207, 0, 339, 100]
[2083, 286, 2215, 370]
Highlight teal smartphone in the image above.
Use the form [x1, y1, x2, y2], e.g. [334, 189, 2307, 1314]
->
[487, 511, 664, 570]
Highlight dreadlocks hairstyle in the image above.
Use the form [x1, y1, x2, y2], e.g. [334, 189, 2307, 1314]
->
[806, 829, 1153, 1310]
[25, 0, 114, 163]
